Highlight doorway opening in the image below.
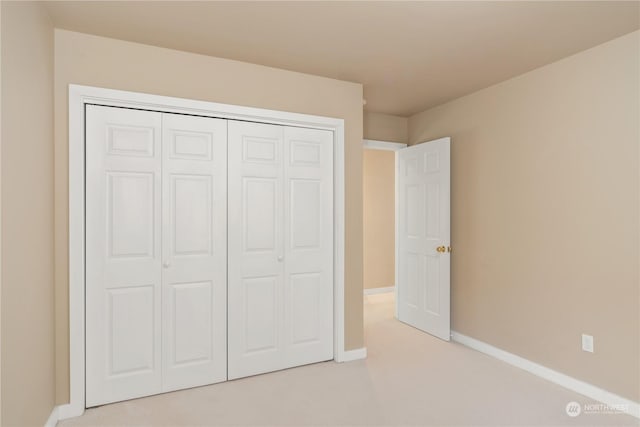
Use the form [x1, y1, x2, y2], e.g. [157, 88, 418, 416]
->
[362, 140, 406, 324]
[362, 137, 451, 345]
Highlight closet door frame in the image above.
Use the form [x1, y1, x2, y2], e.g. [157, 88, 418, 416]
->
[65, 84, 347, 419]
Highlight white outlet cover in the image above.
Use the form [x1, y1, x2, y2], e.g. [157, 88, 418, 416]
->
[582, 334, 594, 353]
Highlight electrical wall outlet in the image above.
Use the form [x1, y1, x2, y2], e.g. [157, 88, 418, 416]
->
[582, 334, 594, 353]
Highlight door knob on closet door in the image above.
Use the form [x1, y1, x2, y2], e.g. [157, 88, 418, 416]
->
[277, 256, 284, 262]
[436, 246, 446, 253]
[163, 261, 171, 268]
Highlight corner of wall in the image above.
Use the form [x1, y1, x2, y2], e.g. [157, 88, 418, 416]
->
[1, 1, 57, 425]
[363, 111, 409, 144]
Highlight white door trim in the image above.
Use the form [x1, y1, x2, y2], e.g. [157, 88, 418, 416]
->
[64, 84, 346, 419]
[363, 286, 395, 296]
[362, 139, 407, 151]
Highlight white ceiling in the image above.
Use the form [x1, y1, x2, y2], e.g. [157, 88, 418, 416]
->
[44, 1, 639, 116]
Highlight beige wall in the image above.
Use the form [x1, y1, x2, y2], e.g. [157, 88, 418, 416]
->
[1, 2, 56, 426]
[54, 29, 364, 403]
[408, 31, 640, 401]
[364, 111, 408, 143]
[363, 150, 395, 289]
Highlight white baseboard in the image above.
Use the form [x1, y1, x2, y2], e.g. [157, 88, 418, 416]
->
[44, 406, 59, 427]
[451, 331, 640, 419]
[57, 401, 84, 420]
[364, 286, 395, 295]
[338, 347, 367, 362]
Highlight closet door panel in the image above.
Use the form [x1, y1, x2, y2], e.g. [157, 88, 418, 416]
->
[228, 121, 285, 379]
[283, 127, 334, 366]
[161, 113, 227, 391]
[229, 121, 334, 380]
[86, 105, 163, 407]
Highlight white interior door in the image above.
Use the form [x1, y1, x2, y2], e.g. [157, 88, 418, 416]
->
[228, 121, 333, 380]
[397, 137, 451, 341]
[86, 105, 163, 406]
[161, 113, 227, 392]
[86, 106, 227, 406]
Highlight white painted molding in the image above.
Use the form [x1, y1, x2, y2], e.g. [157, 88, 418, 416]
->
[364, 286, 395, 295]
[44, 406, 59, 427]
[394, 153, 400, 319]
[339, 347, 367, 362]
[363, 139, 407, 151]
[451, 331, 640, 419]
[68, 84, 346, 417]
[57, 402, 83, 421]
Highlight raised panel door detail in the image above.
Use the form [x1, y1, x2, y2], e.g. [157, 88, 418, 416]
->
[86, 105, 162, 407]
[228, 121, 284, 380]
[426, 183, 440, 239]
[291, 273, 321, 345]
[243, 137, 277, 163]
[243, 178, 277, 252]
[406, 253, 420, 308]
[107, 286, 155, 377]
[282, 126, 333, 368]
[161, 112, 227, 393]
[290, 141, 321, 166]
[172, 174, 212, 256]
[229, 121, 332, 379]
[425, 152, 440, 173]
[170, 131, 213, 160]
[107, 125, 154, 157]
[170, 281, 213, 365]
[406, 184, 423, 239]
[244, 276, 278, 353]
[406, 157, 419, 176]
[107, 172, 155, 259]
[291, 179, 321, 249]
[425, 256, 440, 315]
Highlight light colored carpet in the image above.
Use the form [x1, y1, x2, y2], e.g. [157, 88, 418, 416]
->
[60, 292, 638, 426]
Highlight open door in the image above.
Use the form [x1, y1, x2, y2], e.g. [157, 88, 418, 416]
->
[396, 137, 450, 341]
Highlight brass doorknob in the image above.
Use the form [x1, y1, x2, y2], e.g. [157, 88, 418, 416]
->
[436, 246, 446, 253]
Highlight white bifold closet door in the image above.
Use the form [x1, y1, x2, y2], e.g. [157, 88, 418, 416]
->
[227, 121, 334, 380]
[86, 105, 227, 407]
